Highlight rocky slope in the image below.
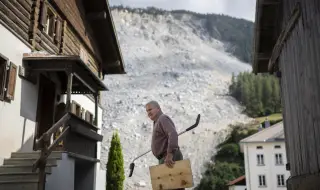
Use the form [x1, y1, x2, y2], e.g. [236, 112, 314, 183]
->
[101, 8, 252, 189]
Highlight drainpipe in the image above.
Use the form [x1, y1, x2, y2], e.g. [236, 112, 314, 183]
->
[245, 144, 251, 190]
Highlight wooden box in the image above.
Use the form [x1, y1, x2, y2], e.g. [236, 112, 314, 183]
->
[149, 159, 193, 190]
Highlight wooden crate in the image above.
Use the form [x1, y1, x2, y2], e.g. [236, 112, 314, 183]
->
[149, 159, 193, 190]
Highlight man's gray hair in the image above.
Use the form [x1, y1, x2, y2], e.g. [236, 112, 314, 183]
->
[146, 100, 161, 109]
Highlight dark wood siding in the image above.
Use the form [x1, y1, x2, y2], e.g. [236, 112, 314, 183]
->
[279, 0, 320, 188]
[0, 0, 32, 44]
[50, 0, 101, 61]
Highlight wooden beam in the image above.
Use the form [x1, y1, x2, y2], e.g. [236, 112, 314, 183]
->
[105, 60, 120, 68]
[268, 2, 301, 72]
[86, 11, 106, 20]
[66, 73, 73, 112]
[258, 53, 272, 60]
[94, 93, 98, 126]
[262, 0, 280, 5]
[29, 0, 41, 50]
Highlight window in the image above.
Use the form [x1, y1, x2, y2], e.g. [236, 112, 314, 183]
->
[0, 56, 7, 100]
[277, 174, 285, 186]
[257, 154, 264, 165]
[258, 175, 266, 187]
[0, 55, 17, 102]
[257, 146, 263, 149]
[275, 153, 283, 165]
[45, 9, 56, 37]
[39, 1, 63, 44]
[275, 145, 281, 149]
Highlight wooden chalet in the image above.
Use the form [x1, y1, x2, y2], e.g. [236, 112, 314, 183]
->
[0, 0, 124, 190]
[253, 0, 320, 189]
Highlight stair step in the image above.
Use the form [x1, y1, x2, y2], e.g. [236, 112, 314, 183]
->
[0, 180, 39, 190]
[0, 172, 48, 181]
[11, 151, 63, 159]
[0, 165, 52, 174]
[3, 158, 57, 166]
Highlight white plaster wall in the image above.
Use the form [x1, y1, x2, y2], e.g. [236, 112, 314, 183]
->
[0, 23, 36, 165]
[229, 185, 247, 190]
[244, 142, 289, 190]
[69, 95, 105, 190]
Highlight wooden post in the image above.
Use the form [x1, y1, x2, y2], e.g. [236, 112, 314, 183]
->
[66, 73, 73, 112]
[94, 93, 98, 126]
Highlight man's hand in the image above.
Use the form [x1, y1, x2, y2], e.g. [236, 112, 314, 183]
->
[164, 153, 175, 168]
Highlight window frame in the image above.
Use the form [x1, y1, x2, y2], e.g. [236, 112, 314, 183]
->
[258, 175, 267, 187]
[275, 153, 284, 165]
[39, 1, 63, 45]
[277, 174, 285, 187]
[0, 53, 8, 101]
[257, 154, 265, 166]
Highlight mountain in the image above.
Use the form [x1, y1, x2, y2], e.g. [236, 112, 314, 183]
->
[101, 7, 253, 189]
[111, 6, 254, 64]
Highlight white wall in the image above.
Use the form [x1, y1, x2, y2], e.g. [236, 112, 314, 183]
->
[46, 153, 75, 190]
[0, 23, 36, 165]
[69, 95, 105, 190]
[244, 142, 289, 190]
[229, 185, 247, 190]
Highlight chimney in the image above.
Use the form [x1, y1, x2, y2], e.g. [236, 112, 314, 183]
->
[264, 117, 270, 128]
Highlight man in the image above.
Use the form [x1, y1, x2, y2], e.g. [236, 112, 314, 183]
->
[146, 100, 184, 190]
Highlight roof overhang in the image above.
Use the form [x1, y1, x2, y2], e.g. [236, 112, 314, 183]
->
[23, 54, 108, 94]
[82, 0, 126, 75]
[252, 0, 281, 74]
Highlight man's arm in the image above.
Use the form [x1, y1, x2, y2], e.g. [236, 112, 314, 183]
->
[159, 116, 179, 154]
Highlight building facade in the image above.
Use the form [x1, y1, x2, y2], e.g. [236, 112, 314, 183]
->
[0, 0, 124, 189]
[252, 1, 320, 189]
[240, 122, 290, 190]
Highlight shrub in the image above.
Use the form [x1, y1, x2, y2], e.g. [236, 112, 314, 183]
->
[106, 131, 125, 190]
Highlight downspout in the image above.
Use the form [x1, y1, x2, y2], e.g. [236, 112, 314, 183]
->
[245, 144, 251, 190]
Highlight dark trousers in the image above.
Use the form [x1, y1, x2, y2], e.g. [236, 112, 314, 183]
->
[158, 149, 185, 190]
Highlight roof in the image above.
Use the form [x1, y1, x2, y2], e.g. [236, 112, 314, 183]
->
[252, 0, 281, 74]
[227, 175, 246, 186]
[23, 53, 108, 93]
[240, 121, 285, 143]
[52, 0, 125, 75]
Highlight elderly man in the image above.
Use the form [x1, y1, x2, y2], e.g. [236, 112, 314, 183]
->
[146, 101, 185, 190]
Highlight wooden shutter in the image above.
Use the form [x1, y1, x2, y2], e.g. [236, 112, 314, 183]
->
[54, 19, 62, 43]
[6, 62, 17, 101]
[0, 61, 7, 101]
[40, 1, 48, 28]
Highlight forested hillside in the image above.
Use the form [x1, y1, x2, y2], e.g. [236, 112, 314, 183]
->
[229, 72, 282, 117]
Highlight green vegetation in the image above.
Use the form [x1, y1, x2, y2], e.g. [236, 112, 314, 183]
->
[229, 72, 282, 118]
[106, 131, 125, 190]
[256, 113, 282, 123]
[195, 124, 258, 190]
[111, 6, 254, 64]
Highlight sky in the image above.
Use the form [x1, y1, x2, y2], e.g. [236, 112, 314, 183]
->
[109, 0, 256, 21]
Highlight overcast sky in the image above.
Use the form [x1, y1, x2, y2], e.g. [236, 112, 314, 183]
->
[109, 0, 256, 21]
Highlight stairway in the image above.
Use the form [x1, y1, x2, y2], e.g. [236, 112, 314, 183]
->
[0, 151, 62, 190]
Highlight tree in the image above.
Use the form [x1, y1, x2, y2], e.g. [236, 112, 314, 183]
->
[228, 71, 281, 117]
[106, 131, 125, 190]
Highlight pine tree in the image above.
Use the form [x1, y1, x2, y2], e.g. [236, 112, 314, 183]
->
[106, 131, 125, 190]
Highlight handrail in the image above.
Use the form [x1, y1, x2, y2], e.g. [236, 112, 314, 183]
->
[35, 113, 72, 148]
[32, 113, 71, 190]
